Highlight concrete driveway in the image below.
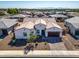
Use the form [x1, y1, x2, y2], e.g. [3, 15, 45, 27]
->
[41, 37, 62, 43]
[49, 42, 67, 50]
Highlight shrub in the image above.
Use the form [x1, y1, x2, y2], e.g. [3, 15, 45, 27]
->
[28, 35, 38, 43]
[12, 39, 16, 43]
[44, 42, 48, 45]
[35, 42, 38, 47]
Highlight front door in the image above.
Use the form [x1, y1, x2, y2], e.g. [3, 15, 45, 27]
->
[2, 29, 8, 36]
[41, 30, 45, 36]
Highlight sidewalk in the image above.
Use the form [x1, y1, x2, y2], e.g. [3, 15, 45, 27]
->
[0, 50, 79, 57]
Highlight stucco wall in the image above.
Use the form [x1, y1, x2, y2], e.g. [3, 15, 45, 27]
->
[15, 24, 62, 39]
[15, 28, 32, 39]
[35, 24, 46, 35]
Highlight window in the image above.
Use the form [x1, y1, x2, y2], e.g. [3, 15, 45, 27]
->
[23, 32, 27, 36]
[36, 30, 40, 34]
[30, 31, 34, 36]
[75, 30, 79, 36]
[31, 31, 34, 34]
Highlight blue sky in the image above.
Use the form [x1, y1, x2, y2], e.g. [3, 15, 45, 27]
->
[0, 1, 79, 8]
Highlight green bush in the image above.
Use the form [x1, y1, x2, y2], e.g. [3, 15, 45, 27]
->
[35, 42, 38, 47]
[44, 42, 48, 45]
[28, 35, 38, 43]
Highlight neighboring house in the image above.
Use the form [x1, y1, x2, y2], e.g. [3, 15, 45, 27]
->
[65, 17, 79, 39]
[49, 14, 68, 22]
[9, 14, 26, 22]
[66, 12, 77, 18]
[15, 18, 62, 39]
[0, 19, 17, 37]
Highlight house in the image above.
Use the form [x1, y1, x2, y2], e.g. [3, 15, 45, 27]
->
[9, 14, 26, 22]
[0, 19, 17, 37]
[66, 12, 77, 18]
[65, 17, 79, 39]
[15, 18, 62, 39]
[49, 14, 68, 22]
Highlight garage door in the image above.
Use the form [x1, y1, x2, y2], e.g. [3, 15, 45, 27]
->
[48, 32, 60, 37]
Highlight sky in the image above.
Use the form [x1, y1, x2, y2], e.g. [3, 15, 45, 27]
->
[0, 1, 79, 8]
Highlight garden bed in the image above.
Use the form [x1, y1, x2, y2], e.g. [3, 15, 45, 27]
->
[26, 42, 50, 50]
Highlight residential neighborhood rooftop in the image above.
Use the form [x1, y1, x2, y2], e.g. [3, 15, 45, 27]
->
[16, 21, 35, 29]
[65, 17, 79, 23]
[16, 18, 62, 30]
[0, 19, 17, 29]
[9, 14, 26, 18]
[35, 19, 46, 25]
[72, 23, 79, 29]
[49, 14, 68, 18]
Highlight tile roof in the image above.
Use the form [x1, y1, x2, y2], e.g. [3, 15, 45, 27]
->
[35, 19, 46, 25]
[16, 21, 34, 30]
[16, 18, 62, 30]
[50, 14, 67, 18]
[10, 14, 26, 18]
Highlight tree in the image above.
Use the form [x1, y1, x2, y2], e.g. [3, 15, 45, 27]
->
[7, 8, 19, 15]
[28, 35, 37, 43]
[0, 11, 5, 16]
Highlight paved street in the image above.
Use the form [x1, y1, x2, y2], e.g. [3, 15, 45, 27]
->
[0, 50, 79, 57]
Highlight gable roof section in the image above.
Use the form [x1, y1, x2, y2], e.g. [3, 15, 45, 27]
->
[35, 19, 46, 25]
[46, 22, 62, 29]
